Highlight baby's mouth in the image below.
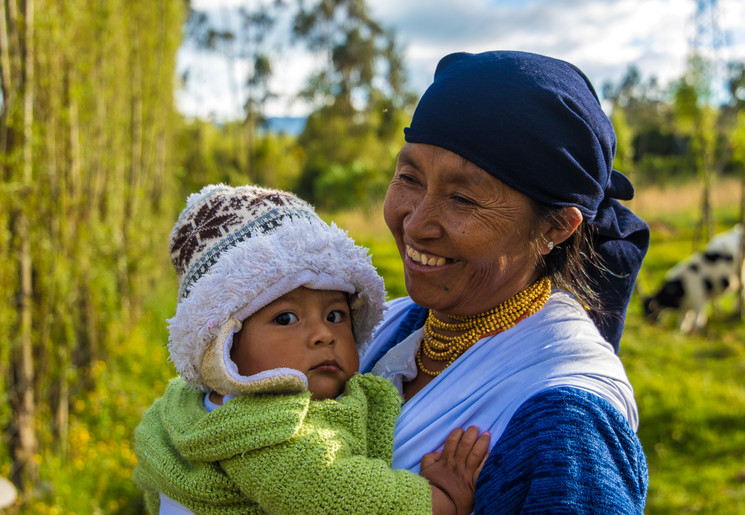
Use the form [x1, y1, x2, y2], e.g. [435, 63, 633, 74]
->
[311, 359, 341, 372]
[406, 245, 448, 267]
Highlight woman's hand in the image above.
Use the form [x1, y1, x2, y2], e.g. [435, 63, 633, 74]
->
[420, 426, 491, 515]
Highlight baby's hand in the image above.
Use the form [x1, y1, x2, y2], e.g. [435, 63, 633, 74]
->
[420, 426, 491, 515]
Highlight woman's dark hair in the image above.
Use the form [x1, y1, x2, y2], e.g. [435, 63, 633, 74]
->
[531, 202, 604, 315]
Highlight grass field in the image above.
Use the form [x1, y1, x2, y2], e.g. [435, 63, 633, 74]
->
[24, 179, 745, 513]
[623, 179, 745, 513]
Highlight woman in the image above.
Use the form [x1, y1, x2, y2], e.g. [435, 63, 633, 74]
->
[360, 51, 650, 512]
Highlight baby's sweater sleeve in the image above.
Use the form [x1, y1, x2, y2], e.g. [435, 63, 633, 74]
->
[222, 373, 432, 514]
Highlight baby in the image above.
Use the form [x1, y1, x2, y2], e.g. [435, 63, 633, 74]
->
[133, 184, 489, 514]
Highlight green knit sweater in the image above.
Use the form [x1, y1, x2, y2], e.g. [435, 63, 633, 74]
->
[133, 373, 431, 514]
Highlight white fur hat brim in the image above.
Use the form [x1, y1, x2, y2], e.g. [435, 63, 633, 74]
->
[167, 216, 386, 393]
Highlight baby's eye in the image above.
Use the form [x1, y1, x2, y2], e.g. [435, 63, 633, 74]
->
[327, 310, 346, 323]
[274, 312, 298, 326]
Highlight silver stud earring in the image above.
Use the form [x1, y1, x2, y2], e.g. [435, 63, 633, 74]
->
[546, 241, 554, 251]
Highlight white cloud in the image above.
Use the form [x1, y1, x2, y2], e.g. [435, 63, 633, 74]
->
[178, 0, 745, 119]
[370, 0, 699, 94]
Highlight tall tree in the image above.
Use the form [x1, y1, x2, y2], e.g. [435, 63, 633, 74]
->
[292, 0, 415, 206]
[603, 65, 681, 185]
[0, 0, 186, 505]
[0, 0, 38, 492]
[726, 63, 745, 316]
[672, 55, 722, 246]
[183, 1, 286, 182]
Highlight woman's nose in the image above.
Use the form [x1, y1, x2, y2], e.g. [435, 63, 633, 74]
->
[404, 194, 442, 240]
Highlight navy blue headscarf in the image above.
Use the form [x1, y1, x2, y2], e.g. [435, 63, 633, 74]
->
[404, 50, 649, 352]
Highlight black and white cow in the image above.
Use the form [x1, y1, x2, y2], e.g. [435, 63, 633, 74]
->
[643, 224, 743, 333]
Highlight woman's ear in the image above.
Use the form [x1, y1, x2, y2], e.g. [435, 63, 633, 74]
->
[541, 207, 582, 255]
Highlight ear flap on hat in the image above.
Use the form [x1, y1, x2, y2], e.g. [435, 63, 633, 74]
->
[200, 318, 308, 396]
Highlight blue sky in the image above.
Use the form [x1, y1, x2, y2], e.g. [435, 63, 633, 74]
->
[177, 0, 745, 120]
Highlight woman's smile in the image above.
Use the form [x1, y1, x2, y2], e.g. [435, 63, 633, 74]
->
[406, 244, 449, 267]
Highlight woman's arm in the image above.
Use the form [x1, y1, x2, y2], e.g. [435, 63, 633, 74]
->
[474, 387, 648, 514]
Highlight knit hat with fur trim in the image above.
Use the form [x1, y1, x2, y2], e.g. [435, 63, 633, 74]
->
[167, 184, 386, 395]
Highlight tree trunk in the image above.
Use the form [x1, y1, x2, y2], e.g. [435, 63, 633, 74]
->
[700, 166, 712, 243]
[693, 146, 713, 251]
[15, 0, 38, 493]
[0, 0, 13, 163]
[738, 178, 745, 318]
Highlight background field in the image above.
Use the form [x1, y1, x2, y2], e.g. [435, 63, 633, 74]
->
[617, 179, 745, 513]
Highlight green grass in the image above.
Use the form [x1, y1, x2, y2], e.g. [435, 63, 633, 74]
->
[320, 205, 406, 300]
[622, 305, 745, 513]
[622, 208, 745, 513]
[28, 278, 178, 514]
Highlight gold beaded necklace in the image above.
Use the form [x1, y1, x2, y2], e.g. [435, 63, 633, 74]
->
[416, 276, 551, 377]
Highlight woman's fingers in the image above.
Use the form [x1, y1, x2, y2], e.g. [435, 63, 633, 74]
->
[440, 426, 491, 471]
[453, 426, 480, 462]
[438, 427, 463, 462]
[467, 431, 491, 472]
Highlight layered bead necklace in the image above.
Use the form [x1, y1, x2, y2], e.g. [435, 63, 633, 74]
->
[416, 276, 552, 377]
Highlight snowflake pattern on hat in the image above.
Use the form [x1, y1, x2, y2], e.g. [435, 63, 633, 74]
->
[170, 186, 317, 299]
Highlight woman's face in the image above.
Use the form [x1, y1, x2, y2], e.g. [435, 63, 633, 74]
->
[384, 143, 546, 317]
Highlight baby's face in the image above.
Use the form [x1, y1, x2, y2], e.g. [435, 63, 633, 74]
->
[231, 287, 359, 400]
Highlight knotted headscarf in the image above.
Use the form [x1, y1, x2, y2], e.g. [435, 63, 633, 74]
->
[404, 50, 649, 351]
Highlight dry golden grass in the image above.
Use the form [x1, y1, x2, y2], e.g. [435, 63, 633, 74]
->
[632, 177, 743, 234]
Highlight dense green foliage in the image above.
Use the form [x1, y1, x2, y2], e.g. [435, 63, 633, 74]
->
[0, 0, 187, 508]
[604, 60, 745, 193]
[181, 0, 417, 210]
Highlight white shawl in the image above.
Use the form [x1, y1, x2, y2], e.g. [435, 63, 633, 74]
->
[362, 291, 638, 473]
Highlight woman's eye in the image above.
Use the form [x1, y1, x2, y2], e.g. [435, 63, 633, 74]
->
[452, 194, 476, 206]
[397, 172, 420, 185]
[274, 312, 298, 326]
[327, 310, 346, 323]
